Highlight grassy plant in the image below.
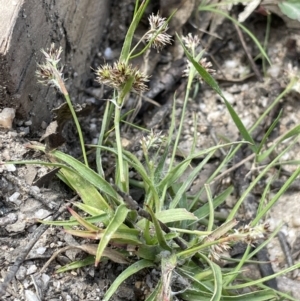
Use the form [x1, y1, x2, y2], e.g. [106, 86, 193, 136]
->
[4, 1, 300, 300]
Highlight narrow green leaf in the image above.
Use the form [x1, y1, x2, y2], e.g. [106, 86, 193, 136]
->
[103, 259, 154, 301]
[279, 0, 300, 21]
[192, 186, 233, 220]
[56, 255, 95, 273]
[170, 151, 214, 208]
[136, 208, 197, 229]
[39, 213, 108, 227]
[120, 0, 150, 61]
[95, 204, 129, 265]
[50, 149, 118, 200]
[160, 142, 247, 190]
[145, 280, 162, 301]
[146, 206, 171, 251]
[73, 203, 107, 217]
[253, 166, 300, 224]
[177, 34, 257, 153]
[67, 207, 100, 232]
[256, 110, 282, 155]
[59, 168, 113, 213]
[198, 253, 222, 301]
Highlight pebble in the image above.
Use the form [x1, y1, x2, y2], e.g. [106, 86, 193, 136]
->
[104, 47, 114, 60]
[24, 290, 40, 301]
[34, 209, 51, 219]
[0, 108, 16, 129]
[24, 120, 32, 126]
[30, 186, 40, 193]
[292, 216, 300, 227]
[5, 164, 16, 172]
[41, 121, 48, 129]
[19, 126, 30, 135]
[16, 266, 27, 280]
[36, 247, 47, 255]
[8, 192, 21, 203]
[26, 264, 38, 275]
[42, 273, 50, 286]
[0, 213, 18, 226]
[8, 131, 18, 138]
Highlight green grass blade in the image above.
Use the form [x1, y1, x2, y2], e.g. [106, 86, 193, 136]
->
[103, 259, 154, 301]
[192, 186, 233, 221]
[205, 184, 215, 233]
[59, 168, 113, 213]
[170, 150, 214, 209]
[95, 204, 129, 265]
[146, 206, 171, 251]
[120, 0, 150, 62]
[177, 34, 257, 152]
[198, 254, 222, 301]
[50, 149, 118, 200]
[253, 166, 300, 225]
[39, 213, 109, 227]
[227, 137, 299, 221]
[227, 260, 300, 290]
[56, 255, 95, 273]
[67, 207, 100, 231]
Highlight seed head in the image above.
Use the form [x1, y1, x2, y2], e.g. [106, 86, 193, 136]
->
[36, 43, 65, 93]
[95, 60, 149, 92]
[140, 130, 164, 151]
[183, 57, 216, 81]
[182, 33, 200, 51]
[145, 13, 172, 52]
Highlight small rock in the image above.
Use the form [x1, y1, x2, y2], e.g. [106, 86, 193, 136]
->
[8, 131, 18, 138]
[9, 192, 21, 204]
[16, 266, 27, 280]
[26, 264, 38, 275]
[30, 186, 40, 194]
[0, 213, 18, 226]
[0, 108, 16, 129]
[6, 220, 26, 232]
[19, 126, 30, 135]
[36, 247, 47, 255]
[41, 121, 48, 129]
[24, 120, 32, 126]
[24, 290, 40, 301]
[5, 164, 16, 172]
[42, 273, 50, 286]
[34, 209, 51, 219]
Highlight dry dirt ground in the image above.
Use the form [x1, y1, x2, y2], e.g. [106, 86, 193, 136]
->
[1, 1, 300, 300]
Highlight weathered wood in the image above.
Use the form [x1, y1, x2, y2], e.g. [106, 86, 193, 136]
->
[0, 0, 109, 130]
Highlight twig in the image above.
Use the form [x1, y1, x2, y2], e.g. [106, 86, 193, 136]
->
[3, 173, 57, 210]
[234, 23, 263, 82]
[211, 153, 256, 184]
[0, 200, 71, 296]
[278, 231, 297, 278]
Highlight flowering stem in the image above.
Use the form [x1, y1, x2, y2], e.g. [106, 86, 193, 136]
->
[64, 92, 89, 167]
[114, 105, 125, 184]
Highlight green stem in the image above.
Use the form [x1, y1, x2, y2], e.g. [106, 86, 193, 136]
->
[114, 105, 125, 184]
[64, 93, 88, 167]
[96, 101, 111, 176]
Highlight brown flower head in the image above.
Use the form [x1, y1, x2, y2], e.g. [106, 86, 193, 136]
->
[182, 33, 200, 51]
[36, 43, 65, 92]
[183, 57, 216, 81]
[95, 60, 149, 92]
[145, 13, 172, 52]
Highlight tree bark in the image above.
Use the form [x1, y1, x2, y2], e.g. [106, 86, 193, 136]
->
[0, 0, 110, 130]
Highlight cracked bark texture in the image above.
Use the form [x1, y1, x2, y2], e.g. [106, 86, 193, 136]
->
[0, 0, 109, 130]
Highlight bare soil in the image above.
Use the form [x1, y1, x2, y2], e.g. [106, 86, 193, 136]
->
[1, 1, 300, 300]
